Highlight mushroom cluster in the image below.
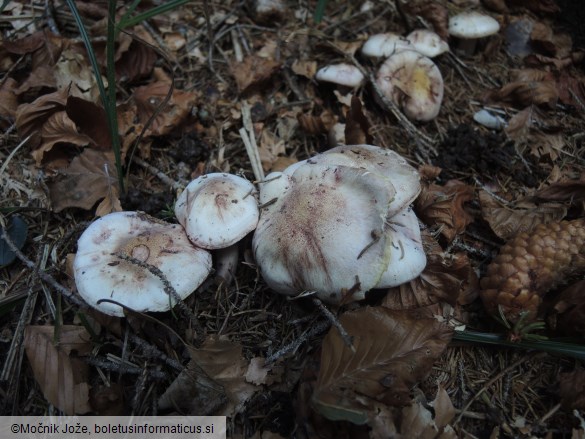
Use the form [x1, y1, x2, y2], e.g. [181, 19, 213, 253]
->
[73, 173, 259, 316]
[252, 144, 426, 304]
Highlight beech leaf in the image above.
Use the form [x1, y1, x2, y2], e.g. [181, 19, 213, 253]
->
[24, 325, 92, 415]
[312, 307, 453, 424]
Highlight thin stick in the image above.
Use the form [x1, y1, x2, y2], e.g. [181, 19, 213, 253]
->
[265, 320, 330, 364]
[239, 102, 265, 181]
[131, 155, 185, 191]
[312, 298, 355, 353]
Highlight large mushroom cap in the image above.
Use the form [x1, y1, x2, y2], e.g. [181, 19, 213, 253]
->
[376, 50, 444, 121]
[74, 211, 212, 317]
[175, 173, 259, 249]
[448, 11, 500, 39]
[361, 32, 413, 58]
[253, 163, 394, 304]
[406, 29, 449, 58]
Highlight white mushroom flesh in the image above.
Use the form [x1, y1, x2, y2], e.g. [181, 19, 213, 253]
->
[376, 50, 444, 121]
[74, 211, 212, 317]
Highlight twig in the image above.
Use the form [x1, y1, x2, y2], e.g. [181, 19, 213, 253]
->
[312, 297, 355, 353]
[131, 155, 185, 191]
[240, 101, 265, 181]
[128, 333, 184, 371]
[265, 319, 330, 364]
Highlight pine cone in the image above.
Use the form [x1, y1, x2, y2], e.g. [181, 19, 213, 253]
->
[480, 219, 585, 323]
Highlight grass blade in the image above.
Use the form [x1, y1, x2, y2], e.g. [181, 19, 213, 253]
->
[118, 0, 190, 29]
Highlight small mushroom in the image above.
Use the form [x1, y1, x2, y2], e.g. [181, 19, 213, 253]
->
[448, 11, 500, 56]
[361, 32, 413, 58]
[73, 211, 212, 317]
[315, 63, 365, 88]
[406, 29, 449, 58]
[376, 50, 444, 121]
[175, 173, 259, 249]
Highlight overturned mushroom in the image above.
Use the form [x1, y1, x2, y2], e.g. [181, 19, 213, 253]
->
[315, 63, 365, 88]
[376, 50, 444, 121]
[74, 211, 212, 317]
[406, 29, 449, 58]
[253, 145, 426, 304]
[361, 32, 413, 58]
[175, 173, 259, 250]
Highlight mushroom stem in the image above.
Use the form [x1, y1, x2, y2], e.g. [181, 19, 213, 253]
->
[214, 243, 240, 286]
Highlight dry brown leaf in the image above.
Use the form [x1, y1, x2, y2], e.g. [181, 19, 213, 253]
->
[559, 368, 585, 409]
[383, 230, 478, 310]
[551, 280, 585, 337]
[291, 59, 317, 79]
[188, 336, 259, 416]
[24, 325, 92, 415]
[55, 48, 100, 102]
[297, 110, 336, 135]
[89, 383, 125, 415]
[115, 40, 157, 83]
[404, 2, 449, 40]
[479, 190, 567, 239]
[133, 81, 198, 136]
[485, 80, 559, 108]
[47, 149, 121, 213]
[344, 96, 372, 145]
[66, 96, 112, 151]
[15, 65, 57, 95]
[505, 106, 533, 142]
[15, 87, 68, 148]
[415, 180, 474, 242]
[535, 179, 585, 203]
[312, 307, 453, 424]
[507, 0, 560, 14]
[0, 77, 18, 127]
[258, 129, 287, 172]
[2, 30, 46, 54]
[231, 55, 281, 94]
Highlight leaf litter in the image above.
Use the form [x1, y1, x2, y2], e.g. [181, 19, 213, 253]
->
[1, 0, 585, 437]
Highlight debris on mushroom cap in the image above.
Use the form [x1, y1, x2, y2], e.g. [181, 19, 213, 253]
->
[253, 163, 395, 303]
[406, 29, 449, 58]
[448, 11, 500, 39]
[376, 50, 444, 121]
[73, 211, 212, 317]
[375, 207, 427, 288]
[253, 145, 427, 305]
[361, 32, 413, 58]
[175, 173, 259, 249]
[315, 63, 365, 88]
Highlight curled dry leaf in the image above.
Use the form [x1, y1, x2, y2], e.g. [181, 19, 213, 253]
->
[559, 368, 585, 410]
[479, 190, 567, 240]
[47, 149, 121, 213]
[484, 80, 559, 108]
[415, 180, 474, 242]
[534, 179, 585, 203]
[115, 40, 157, 83]
[230, 55, 281, 94]
[382, 230, 478, 310]
[312, 307, 453, 424]
[24, 325, 92, 415]
[344, 96, 372, 146]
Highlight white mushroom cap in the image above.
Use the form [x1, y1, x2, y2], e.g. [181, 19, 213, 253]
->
[406, 29, 449, 58]
[376, 50, 444, 121]
[73, 211, 212, 317]
[175, 173, 259, 249]
[375, 207, 426, 288]
[361, 32, 413, 58]
[315, 63, 365, 88]
[253, 163, 395, 304]
[449, 11, 500, 39]
[310, 144, 421, 217]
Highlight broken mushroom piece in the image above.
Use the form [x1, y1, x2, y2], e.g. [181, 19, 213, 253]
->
[73, 211, 212, 317]
[406, 29, 449, 58]
[175, 173, 259, 250]
[448, 11, 500, 56]
[315, 63, 365, 88]
[376, 50, 444, 121]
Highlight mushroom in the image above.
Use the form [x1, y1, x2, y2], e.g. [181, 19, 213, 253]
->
[448, 11, 500, 56]
[406, 29, 449, 58]
[375, 50, 444, 121]
[315, 63, 365, 88]
[253, 144, 426, 304]
[73, 211, 212, 317]
[175, 173, 259, 250]
[361, 32, 413, 58]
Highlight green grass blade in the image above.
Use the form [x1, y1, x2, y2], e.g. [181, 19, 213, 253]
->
[313, 0, 328, 24]
[64, 0, 125, 194]
[453, 330, 585, 361]
[118, 0, 190, 29]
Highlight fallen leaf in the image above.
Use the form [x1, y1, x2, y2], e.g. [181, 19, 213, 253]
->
[344, 96, 372, 145]
[404, 2, 449, 40]
[291, 59, 317, 79]
[187, 336, 260, 416]
[115, 40, 157, 83]
[312, 307, 453, 424]
[245, 357, 271, 386]
[479, 190, 567, 239]
[47, 149, 121, 213]
[231, 55, 281, 94]
[485, 80, 558, 108]
[258, 129, 287, 172]
[66, 96, 112, 151]
[24, 325, 92, 415]
[89, 383, 125, 415]
[534, 179, 585, 203]
[383, 230, 479, 310]
[2, 30, 46, 54]
[15, 65, 57, 95]
[559, 368, 585, 409]
[551, 280, 585, 337]
[0, 77, 18, 127]
[415, 180, 475, 242]
[55, 48, 101, 102]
